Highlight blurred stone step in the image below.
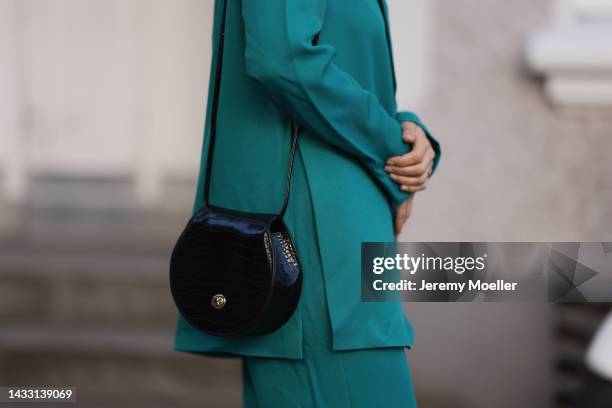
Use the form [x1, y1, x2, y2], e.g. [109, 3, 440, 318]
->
[0, 326, 242, 407]
[25, 176, 196, 215]
[0, 325, 174, 356]
[0, 249, 177, 327]
[0, 205, 186, 256]
[0, 176, 195, 255]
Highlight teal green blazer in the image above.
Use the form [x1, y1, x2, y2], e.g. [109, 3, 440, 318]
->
[174, 0, 441, 359]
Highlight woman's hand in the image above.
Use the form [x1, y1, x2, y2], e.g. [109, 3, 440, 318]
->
[394, 195, 414, 235]
[384, 121, 436, 193]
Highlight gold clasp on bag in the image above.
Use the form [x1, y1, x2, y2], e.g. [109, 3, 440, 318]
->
[211, 294, 227, 310]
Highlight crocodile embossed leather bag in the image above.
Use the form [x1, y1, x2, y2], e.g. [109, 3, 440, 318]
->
[169, 0, 302, 336]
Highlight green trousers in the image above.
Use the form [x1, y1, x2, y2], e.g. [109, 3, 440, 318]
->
[242, 154, 417, 408]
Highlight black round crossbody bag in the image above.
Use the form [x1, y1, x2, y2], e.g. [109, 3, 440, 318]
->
[169, 0, 303, 337]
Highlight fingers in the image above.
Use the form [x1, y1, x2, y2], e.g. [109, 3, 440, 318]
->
[394, 213, 403, 235]
[387, 173, 428, 192]
[401, 121, 422, 144]
[387, 164, 430, 192]
[390, 173, 427, 188]
[401, 183, 427, 193]
[389, 125, 432, 167]
[387, 142, 429, 168]
[394, 204, 407, 234]
[394, 197, 414, 235]
[385, 148, 435, 177]
[388, 123, 435, 193]
[402, 195, 414, 218]
[387, 164, 427, 177]
[385, 149, 435, 193]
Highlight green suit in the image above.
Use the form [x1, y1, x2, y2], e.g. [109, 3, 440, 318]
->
[174, 0, 441, 361]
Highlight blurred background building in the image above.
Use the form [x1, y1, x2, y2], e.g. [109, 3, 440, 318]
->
[0, 0, 611, 407]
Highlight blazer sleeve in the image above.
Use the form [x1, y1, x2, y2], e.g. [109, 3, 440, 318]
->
[396, 111, 442, 176]
[242, 0, 409, 210]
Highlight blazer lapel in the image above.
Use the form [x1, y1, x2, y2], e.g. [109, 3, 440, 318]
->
[376, 0, 398, 94]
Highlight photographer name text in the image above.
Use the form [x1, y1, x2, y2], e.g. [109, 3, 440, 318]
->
[372, 279, 518, 292]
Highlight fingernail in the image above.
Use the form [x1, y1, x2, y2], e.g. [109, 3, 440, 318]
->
[401, 186, 408, 191]
[390, 174, 398, 180]
[384, 166, 391, 172]
[387, 160, 395, 165]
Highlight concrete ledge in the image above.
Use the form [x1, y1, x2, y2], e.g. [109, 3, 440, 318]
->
[546, 76, 612, 107]
[0, 325, 175, 356]
[526, 26, 612, 74]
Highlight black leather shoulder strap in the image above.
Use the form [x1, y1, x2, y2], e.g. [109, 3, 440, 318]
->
[203, 0, 299, 219]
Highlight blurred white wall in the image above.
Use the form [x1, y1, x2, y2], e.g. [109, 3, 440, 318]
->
[0, 0, 213, 204]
